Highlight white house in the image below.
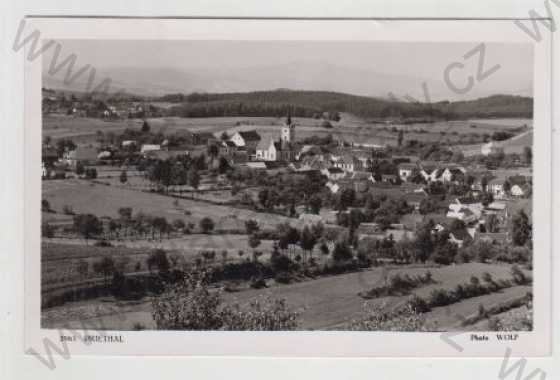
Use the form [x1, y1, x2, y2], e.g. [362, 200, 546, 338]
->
[256, 138, 279, 161]
[488, 178, 506, 199]
[140, 144, 161, 153]
[510, 184, 525, 197]
[446, 199, 482, 223]
[325, 181, 341, 194]
[122, 140, 136, 147]
[481, 141, 504, 156]
[398, 163, 417, 182]
[420, 164, 440, 182]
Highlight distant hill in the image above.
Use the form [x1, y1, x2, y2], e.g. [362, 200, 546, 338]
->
[43, 62, 532, 100]
[158, 90, 533, 121]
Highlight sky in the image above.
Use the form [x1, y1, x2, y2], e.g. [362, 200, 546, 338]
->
[42, 40, 534, 100]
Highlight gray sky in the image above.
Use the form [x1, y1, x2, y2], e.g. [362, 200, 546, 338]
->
[42, 40, 533, 100]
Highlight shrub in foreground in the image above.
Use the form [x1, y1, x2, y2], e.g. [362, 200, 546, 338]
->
[152, 269, 299, 331]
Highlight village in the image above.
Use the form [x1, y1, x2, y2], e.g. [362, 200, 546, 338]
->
[40, 88, 534, 332]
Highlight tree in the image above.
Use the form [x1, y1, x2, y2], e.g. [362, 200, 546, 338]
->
[503, 179, 512, 195]
[42, 222, 55, 238]
[523, 146, 532, 165]
[75, 161, 85, 175]
[85, 167, 97, 179]
[218, 156, 230, 174]
[73, 214, 103, 244]
[307, 195, 322, 215]
[299, 225, 317, 262]
[332, 241, 353, 262]
[76, 260, 89, 277]
[152, 217, 169, 240]
[258, 189, 270, 209]
[120, 170, 128, 184]
[41, 199, 50, 212]
[248, 234, 262, 260]
[118, 207, 132, 237]
[245, 219, 259, 235]
[486, 214, 500, 233]
[187, 168, 200, 197]
[337, 188, 356, 210]
[172, 218, 186, 233]
[319, 241, 330, 257]
[512, 210, 531, 246]
[414, 221, 434, 263]
[147, 249, 170, 275]
[141, 120, 151, 133]
[93, 256, 115, 286]
[199, 217, 215, 234]
[397, 129, 404, 147]
[207, 144, 219, 166]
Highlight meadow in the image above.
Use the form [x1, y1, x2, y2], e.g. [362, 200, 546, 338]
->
[43, 114, 532, 147]
[42, 179, 302, 231]
[41, 262, 531, 331]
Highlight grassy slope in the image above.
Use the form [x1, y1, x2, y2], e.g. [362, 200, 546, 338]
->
[43, 262, 531, 331]
[42, 179, 300, 230]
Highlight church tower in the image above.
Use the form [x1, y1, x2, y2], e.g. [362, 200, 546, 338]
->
[281, 114, 295, 144]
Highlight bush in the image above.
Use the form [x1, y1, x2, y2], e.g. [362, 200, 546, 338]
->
[152, 269, 299, 331]
[487, 317, 504, 331]
[429, 288, 454, 307]
[270, 253, 295, 273]
[41, 199, 51, 212]
[361, 270, 436, 299]
[407, 294, 431, 313]
[63, 204, 75, 215]
[478, 303, 487, 318]
[350, 302, 433, 332]
[199, 217, 215, 234]
[274, 271, 293, 284]
[511, 265, 529, 285]
[250, 277, 267, 289]
[221, 296, 300, 331]
[94, 239, 112, 247]
[41, 222, 55, 238]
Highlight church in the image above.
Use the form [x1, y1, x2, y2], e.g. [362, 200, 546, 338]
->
[255, 116, 297, 162]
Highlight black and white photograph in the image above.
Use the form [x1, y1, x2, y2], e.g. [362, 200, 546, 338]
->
[38, 37, 537, 334]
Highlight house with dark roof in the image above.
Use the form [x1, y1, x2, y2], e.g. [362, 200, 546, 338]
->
[64, 147, 98, 167]
[321, 167, 345, 181]
[332, 154, 361, 173]
[449, 228, 476, 248]
[402, 192, 427, 211]
[42, 146, 58, 165]
[231, 130, 261, 150]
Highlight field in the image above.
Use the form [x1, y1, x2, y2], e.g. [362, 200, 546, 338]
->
[458, 129, 533, 156]
[42, 262, 530, 331]
[43, 114, 532, 147]
[42, 179, 302, 231]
